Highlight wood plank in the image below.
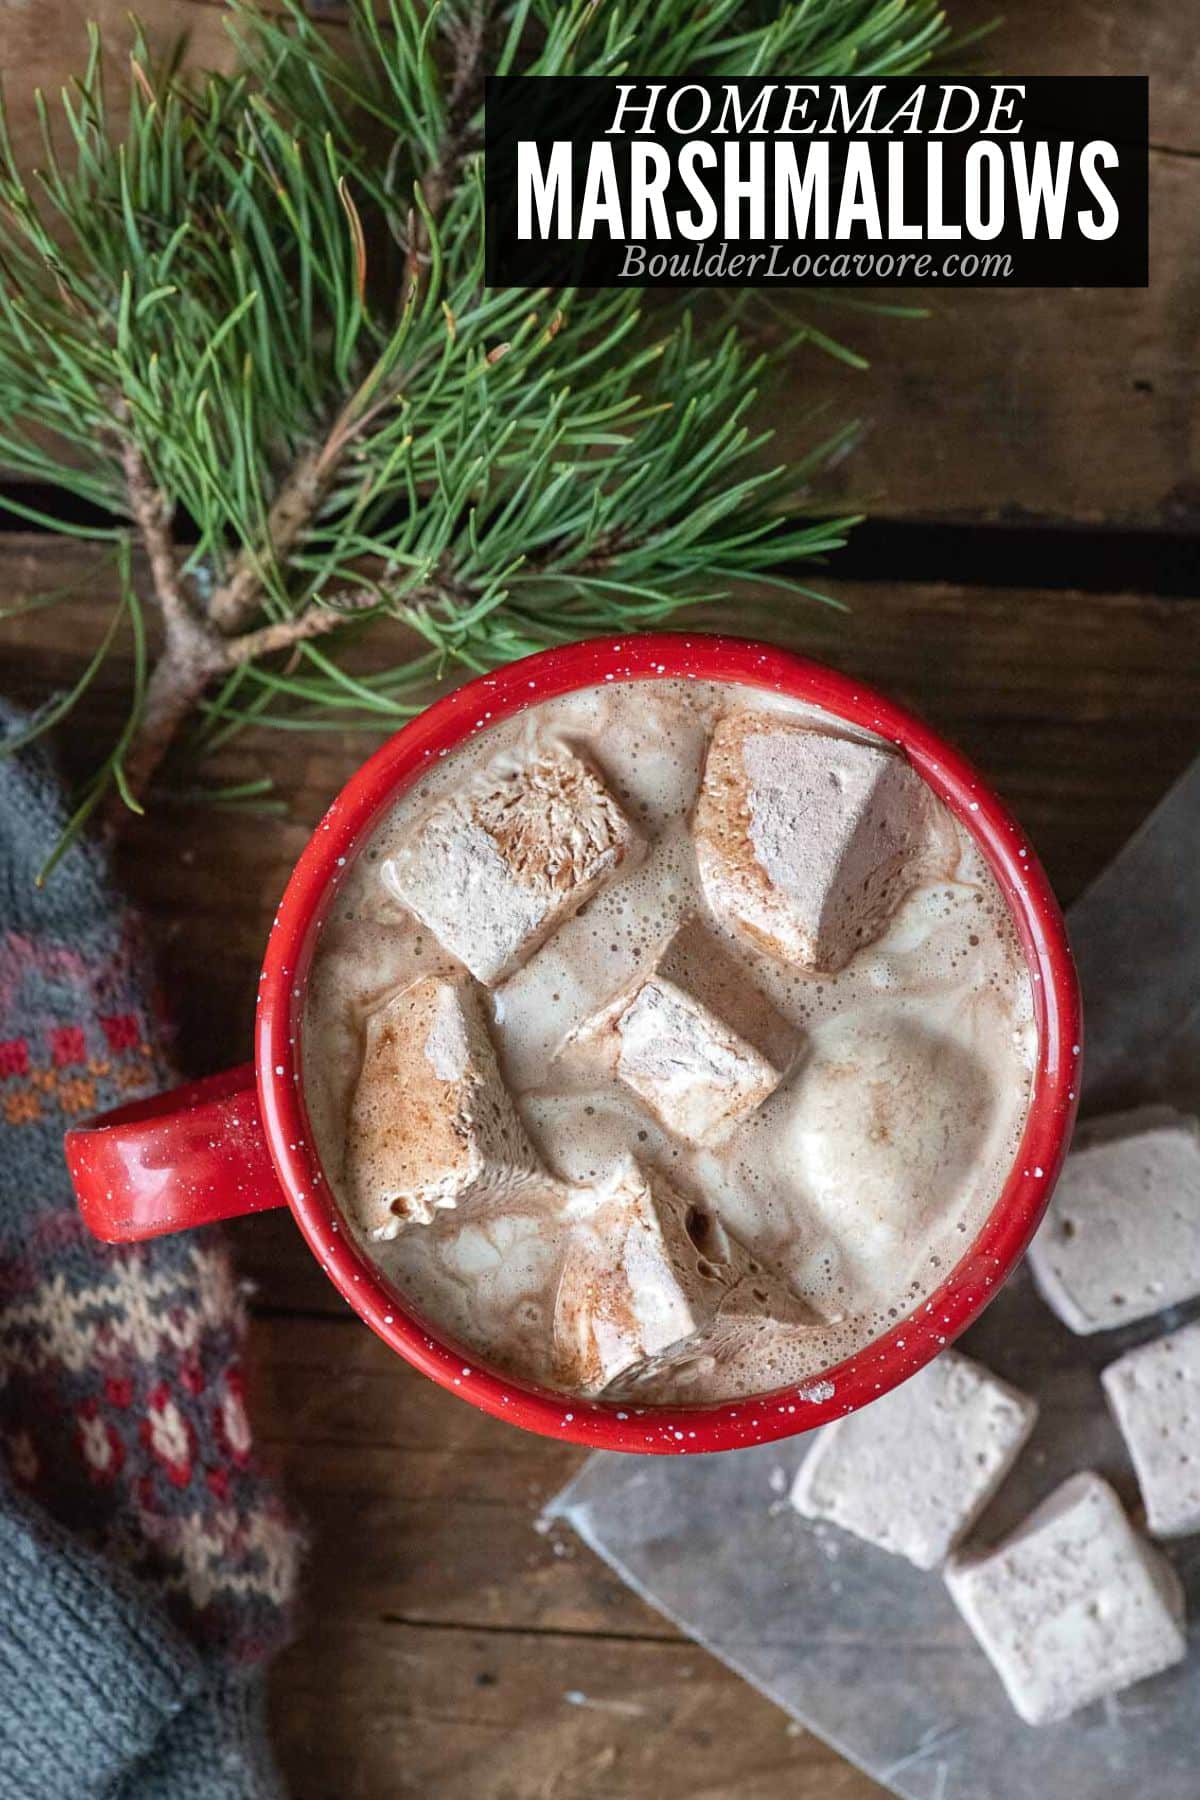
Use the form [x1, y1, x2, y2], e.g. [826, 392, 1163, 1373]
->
[0, 3, 238, 175]
[3, 551, 1198, 1795]
[248, 1314, 655, 1637]
[0, 0, 352, 180]
[0, 7, 1193, 1794]
[782, 0, 1200, 527]
[3, 535, 1198, 1320]
[268, 1620, 878, 1800]
[248, 1320, 886, 1796]
[2, 2, 1195, 535]
[791, 148, 1200, 529]
[999, 0, 1198, 152]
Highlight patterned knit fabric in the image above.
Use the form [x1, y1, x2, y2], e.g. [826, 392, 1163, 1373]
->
[0, 707, 301, 1798]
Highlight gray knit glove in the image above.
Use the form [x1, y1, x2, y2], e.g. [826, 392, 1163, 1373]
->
[0, 708, 301, 1799]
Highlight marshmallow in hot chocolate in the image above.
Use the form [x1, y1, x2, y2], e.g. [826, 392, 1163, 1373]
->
[553, 1160, 816, 1395]
[381, 739, 637, 985]
[346, 975, 542, 1234]
[568, 917, 800, 1146]
[694, 712, 938, 973]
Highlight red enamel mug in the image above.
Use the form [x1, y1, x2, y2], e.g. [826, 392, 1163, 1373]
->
[65, 635, 1082, 1453]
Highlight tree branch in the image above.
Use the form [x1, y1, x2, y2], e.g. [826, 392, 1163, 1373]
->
[116, 434, 229, 808]
[119, 645, 225, 809]
[115, 473, 651, 819]
[207, 446, 326, 636]
[118, 438, 196, 641]
[189, 5, 489, 676]
[223, 587, 383, 665]
[107, 0, 627, 819]
[202, 7, 491, 651]
[202, 6, 490, 653]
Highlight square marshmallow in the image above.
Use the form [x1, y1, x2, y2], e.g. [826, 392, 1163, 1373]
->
[579, 918, 800, 1146]
[1028, 1106, 1200, 1334]
[790, 1350, 1037, 1569]
[345, 976, 541, 1236]
[693, 713, 937, 974]
[553, 1162, 811, 1395]
[945, 1472, 1186, 1726]
[1103, 1321, 1200, 1538]
[382, 739, 636, 984]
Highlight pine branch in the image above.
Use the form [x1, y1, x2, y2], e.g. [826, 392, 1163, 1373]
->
[0, 0, 961, 855]
[117, 438, 193, 640]
[224, 586, 382, 664]
[211, 2, 492, 646]
[116, 434, 226, 803]
[207, 446, 327, 635]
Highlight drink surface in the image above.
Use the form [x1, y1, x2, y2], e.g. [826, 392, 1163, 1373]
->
[303, 678, 1037, 1403]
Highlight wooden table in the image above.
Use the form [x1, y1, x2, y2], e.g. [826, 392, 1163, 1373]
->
[2, 4, 1198, 1795]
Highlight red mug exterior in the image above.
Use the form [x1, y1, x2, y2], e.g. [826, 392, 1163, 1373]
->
[65, 634, 1082, 1453]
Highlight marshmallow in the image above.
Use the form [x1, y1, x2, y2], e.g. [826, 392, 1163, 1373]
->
[693, 713, 937, 974]
[574, 918, 800, 1146]
[1028, 1106, 1200, 1334]
[1103, 1321, 1200, 1538]
[945, 1472, 1186, 1726]
[383, 738, 636, 984]
[791, 1351, 1037, 1569]
[553, 1162, 811, 1395]
[345, 976, 541, 1236]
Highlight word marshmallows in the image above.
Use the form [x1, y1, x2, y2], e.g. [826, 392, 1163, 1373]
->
[516, 81, 1122, 264]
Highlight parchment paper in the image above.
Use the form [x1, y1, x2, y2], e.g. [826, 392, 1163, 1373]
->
[548, 756, 1200, 1800]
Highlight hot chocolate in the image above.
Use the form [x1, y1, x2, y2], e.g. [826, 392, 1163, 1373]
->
[303, 679, 1037, 1403]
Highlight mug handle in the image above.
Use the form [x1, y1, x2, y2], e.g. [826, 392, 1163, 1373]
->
[64, 1063, 289, 1243]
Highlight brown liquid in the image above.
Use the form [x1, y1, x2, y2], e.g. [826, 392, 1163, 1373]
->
[303, 680, 1037, 1403]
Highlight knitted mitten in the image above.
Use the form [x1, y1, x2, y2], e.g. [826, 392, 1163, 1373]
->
[0, 709, 301, 1800]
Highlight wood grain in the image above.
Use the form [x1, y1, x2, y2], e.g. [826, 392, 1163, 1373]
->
[3, 537, 1199, 1799]
[787, 0, 1200, 526]
[0, 2, 238, 158]
[792, 146, 1200, 529]
[270, 1617, 867, 1800]
[3, 0, 1196, 533]
[5, 532, 1199, 1327]
[2, 543, 1195, 1016]
[1, 0, 1198, 1790]
[251, 1315, 647, 1636]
